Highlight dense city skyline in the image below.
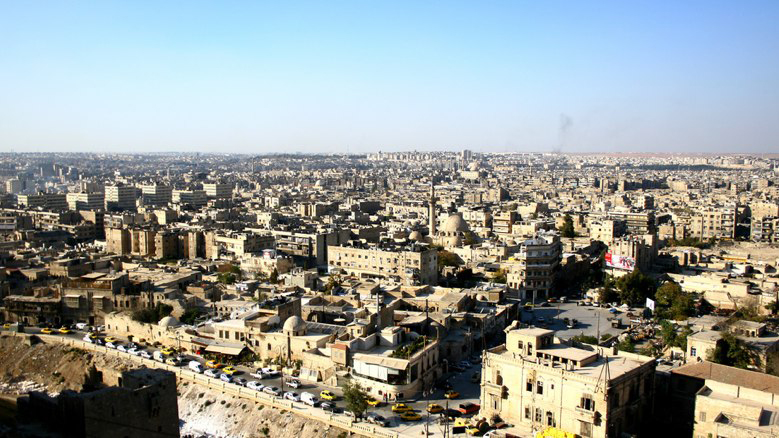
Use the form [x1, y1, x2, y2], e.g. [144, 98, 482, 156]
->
[2, 1, 778, 154]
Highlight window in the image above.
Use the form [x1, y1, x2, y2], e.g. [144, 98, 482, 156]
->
[691, 347, 697, 357]
[536, 381, 544, 395]
[526, 379, 533, 392]
[579, 421, 593, 438]
[534, 408, 542, 422]
[699, 411, 706, 422]
[524, 406, 531, 419]
[580, 394, 595, 411]
[546, 411, 555, 426]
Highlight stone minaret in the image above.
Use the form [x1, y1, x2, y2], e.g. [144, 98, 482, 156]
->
[429, 183, 437, 235]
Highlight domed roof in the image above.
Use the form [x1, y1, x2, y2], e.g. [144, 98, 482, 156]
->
[283, 316, 306, 332]
[159, 316, 180, 328]
[409, 230, 424, 242]
[441, 214, 470, 234]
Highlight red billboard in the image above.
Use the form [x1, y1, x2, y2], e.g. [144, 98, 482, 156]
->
[605, 252, 635, 271]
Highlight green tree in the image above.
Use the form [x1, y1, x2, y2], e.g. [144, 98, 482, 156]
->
[463, 231, 478, 246]
[493, 268, 507, 284]
[559, 214, 575, 238]
[571, 334, 599, 344]
[655, 281, 695, 320]
[269, 267, 279, 284]
[342, 381, 369, 418]
[766, 300, 779, 316]
[132, 302, 174, 324]
[437, 250, 462, 269]
[180, 308, 204, 325]
[615, 270, 656, 307]
[708, 332, 759, 370]
[616, 337, 636, 353]
[598, 285, 619, 304]
[217, 272, 237, 284]
[325, 273, 343, 294]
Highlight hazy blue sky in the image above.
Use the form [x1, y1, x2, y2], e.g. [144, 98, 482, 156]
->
[1, 1, 778, 154]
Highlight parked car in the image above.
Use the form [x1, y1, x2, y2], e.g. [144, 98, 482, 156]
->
[286, 379, 301, 389]
[165, 357, 180, 366]
[127, 347, 141, 356]
[116, 344, 127, 352]
[263, 386, 281, 396]
[444, 389, 460, 399]
[320, 390, 336, 401]
[219, 373, 232, 383]
[458, 360, 472, 369]
[300, 392, 318, 406]
[247, 381, 265, 391]
[391, 403, 412, 412]
[75, 322, 88, 331]
[283, 391, 300, 402]
[233, 377, 247, 386]
[222, 366, 237, 375]
[140, 350, 152, 359]
[427, 403, 444, 413]
[82, 335, 93, 343]
[320, 402, 340, 413]
[204, 369, 219, 378]
[366, 413, 389, 427]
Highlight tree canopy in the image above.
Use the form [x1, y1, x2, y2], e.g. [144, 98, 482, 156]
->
[655, 281, 695, 320]
[342, 381, 369, 418]
[559, 214, 575, 238]
[614, 270, 656, 307]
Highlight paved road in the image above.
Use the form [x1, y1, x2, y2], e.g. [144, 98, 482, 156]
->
[9, 325, 485, 434]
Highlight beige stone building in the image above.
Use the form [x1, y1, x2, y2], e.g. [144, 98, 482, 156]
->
[504, 232, 561, 301]
[328, 243, 438, 286]
[480, 328, 655, 438]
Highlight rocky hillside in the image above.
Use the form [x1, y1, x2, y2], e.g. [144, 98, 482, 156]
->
[0, 335, 347, 438]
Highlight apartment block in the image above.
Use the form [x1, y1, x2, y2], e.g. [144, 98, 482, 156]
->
[480, 328, 655, 438]
[104, 184, 138, 211]
[66, 192, 105, 211]
[203, 182, 232, 199]
[505, 231, 562, 301]
[328, 242, 438, 285]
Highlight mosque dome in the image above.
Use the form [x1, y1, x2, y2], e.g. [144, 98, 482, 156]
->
[283, 316, 306, 335]
[409, 230, 424, 242]
[159, 316, 180, 328]
[441, 214, 470, 234]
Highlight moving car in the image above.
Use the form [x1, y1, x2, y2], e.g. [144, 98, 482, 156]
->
[232, 377, 247, 386]
[75, 323, 88, 331]
[320, 390, 336, 401]
[205, 360, 221, 369]
[427, 403, 444, 413]
[283, 391, 300, 402]
[41, 327, 54, 335]
[116, 344, 127, 352]
[366, 397, 381, 406]
[444, 390, 460, 399]
[458, 403, 480, 415]
[391, 403, 412, 412]
[104, 336, 116, 343]
[222, 366, 237, 375]
[286, 379, 301, 389]
[320, 402, 340, 413]
[400, 412, 421, 421]
[161, 347, 175, 356]
[58, 327, 71, 334]
[82, 335, 93, 343]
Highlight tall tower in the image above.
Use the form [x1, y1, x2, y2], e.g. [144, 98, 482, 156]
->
[429, 183, 437, 236]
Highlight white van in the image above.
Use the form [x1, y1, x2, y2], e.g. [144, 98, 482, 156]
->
[188, 361, 203, 373]
[300, 392, 318, 406]
[153, 351, 165, 362]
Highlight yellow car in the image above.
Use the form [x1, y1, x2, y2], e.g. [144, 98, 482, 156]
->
[41, 327, 54, 334]
[222, 366, 237, 375]
[320, 390, 336, 401]
[400, 411, 422, 421]
[466, 427, 482, 436]
[444, 389, 460, 399]
[3, 323, 10, 329]
[88, 332, 98, 339]
[105, 336, 116, 343]
[205, 360, 221, 369]
[58, 327, 71, 334]
[391, 403, 412, 412]
[427, 403, 444, 413]
[161, 347, 175, 356]
[366, 397, 381, 407]
[165, 357, 180, 366]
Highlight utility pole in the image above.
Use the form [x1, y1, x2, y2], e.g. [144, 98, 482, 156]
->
[596, 311, 601, 341]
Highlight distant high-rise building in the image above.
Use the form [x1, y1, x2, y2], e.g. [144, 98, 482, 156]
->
[203, 182, 232, 199]
[104, 184, 137, 211]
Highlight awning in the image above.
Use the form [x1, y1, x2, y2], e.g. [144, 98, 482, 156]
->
[203, 343, 247, 356]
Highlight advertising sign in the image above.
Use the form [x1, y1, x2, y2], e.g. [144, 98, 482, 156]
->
[605, 252, 635, 271]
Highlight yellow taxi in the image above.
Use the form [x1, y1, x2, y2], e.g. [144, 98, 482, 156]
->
[222, 366, 237, 375]
[205, 360, 221, 369]
[41, 327, 54, 334]
[427, 403, 444, 413]
[165, 357, 180, 366]
[320, 390, 336, 401]
[104, 336, 116, 343]
[58, 327, 71, 334]
[400, 411, 422, 421]
[161, 347, 175, 356]
[88, 332, 98, 339]
[366, 397, 381, 406]
[391, 403, 412, 412]
[3, 323, 10, 329]
[444, 389, 460, 399]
